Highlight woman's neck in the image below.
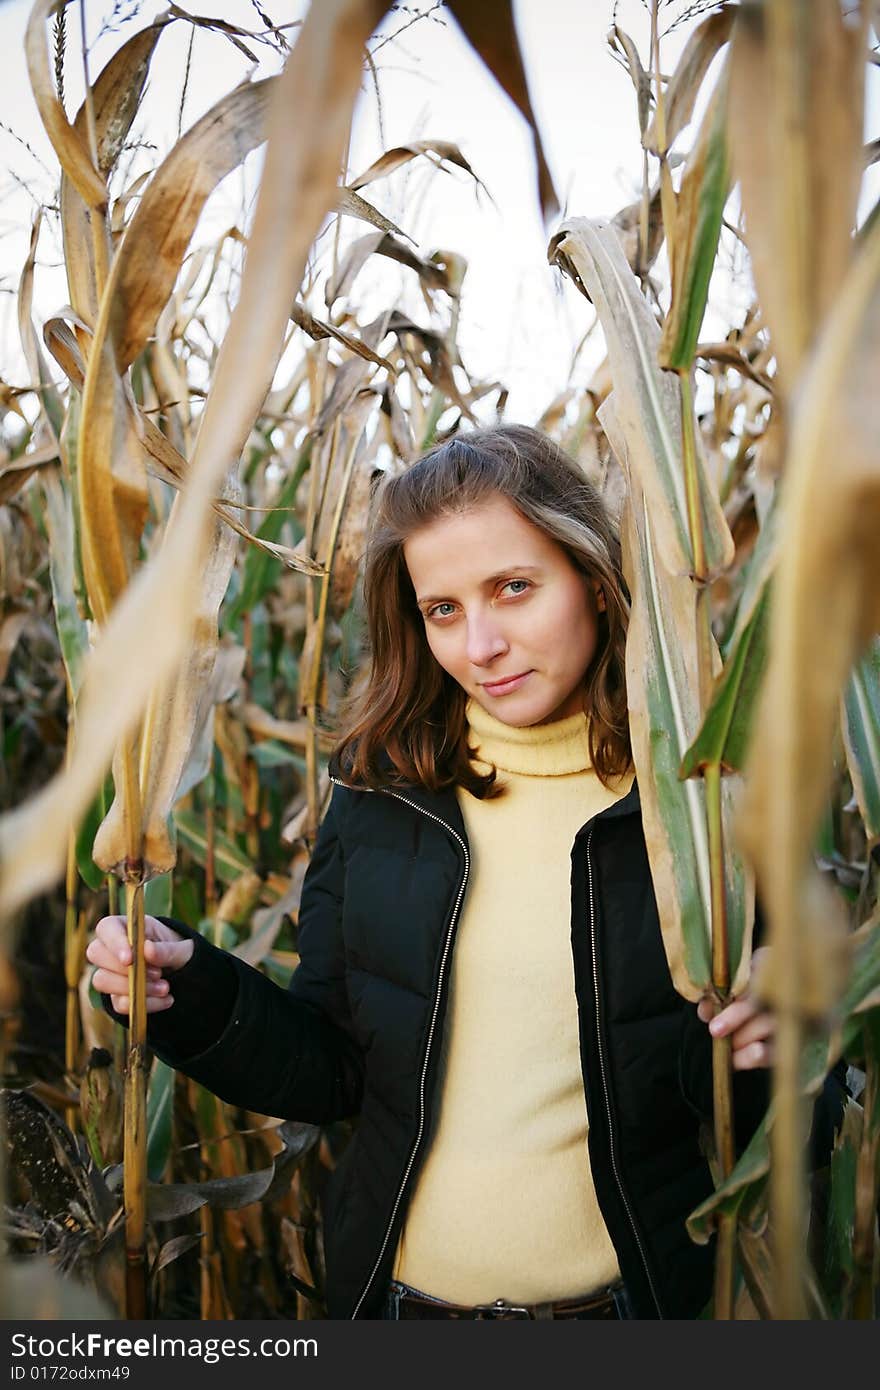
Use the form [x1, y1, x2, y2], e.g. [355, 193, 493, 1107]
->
[464, 697, 592, 777]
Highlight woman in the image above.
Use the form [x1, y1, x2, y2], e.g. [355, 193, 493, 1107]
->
[88, 426, 841, 1320]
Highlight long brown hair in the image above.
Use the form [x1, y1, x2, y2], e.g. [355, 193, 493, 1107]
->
[333, 424, 632, 795]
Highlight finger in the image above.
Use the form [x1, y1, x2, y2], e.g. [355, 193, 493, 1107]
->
[144, 937, 193, 970]
[88, 938, 162, 974]
[148, 994, 175, 1013]
[109, 993, 175, 1015]
[708, 996, 759, 1037]
[732, 1039, 774, 1070]
[92, 968, 170, 998]
[86, 939, 117, 969]
[730, 1011, 775, 1051]
[99, 936, 184, 971]
[697, 998, 718, 1024]
[93, 918, 129, 959]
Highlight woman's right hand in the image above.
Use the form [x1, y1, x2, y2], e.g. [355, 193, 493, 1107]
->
[87, 914, 195, 1015]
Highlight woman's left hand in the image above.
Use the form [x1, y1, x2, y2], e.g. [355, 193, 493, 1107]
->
[697, 947, 775, 1071]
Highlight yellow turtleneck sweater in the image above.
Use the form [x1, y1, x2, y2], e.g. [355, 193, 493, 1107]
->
[391, 699, 635, 1304]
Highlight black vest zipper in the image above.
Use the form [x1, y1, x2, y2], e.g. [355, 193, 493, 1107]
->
[585, 823, 664, 1317]
[328, 775, 470, 1319]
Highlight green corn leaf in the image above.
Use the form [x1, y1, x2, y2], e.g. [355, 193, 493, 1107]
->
[549, 215, 734, 580]
[75, 774, 113, 892]
[146, 1059, 174, 1184]
[605, 396, 750, 1001]
[841, 636, 880, 844]
[680, 587, 770, 777]
[224, 444, 310, 628]
[687, 916, 880, 1243]
[41, 465, 88, 699]
[173, 809, 252, 886]
[659, 60, 732, 371]
[144, 873, 173, 918]
[822, 1102, 861, 1316]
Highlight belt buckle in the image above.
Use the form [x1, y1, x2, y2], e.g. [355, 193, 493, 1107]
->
[472, 1298, 531, 1320]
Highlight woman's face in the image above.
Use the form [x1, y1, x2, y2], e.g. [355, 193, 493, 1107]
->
[403, 493, 605, 727]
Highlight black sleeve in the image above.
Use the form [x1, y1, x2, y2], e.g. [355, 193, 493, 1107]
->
[101, 785, 364, 1124]
[101, 917, 238, 1059]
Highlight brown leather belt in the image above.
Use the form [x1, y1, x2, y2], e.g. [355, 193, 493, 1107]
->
[390, 1280, 623, 1320]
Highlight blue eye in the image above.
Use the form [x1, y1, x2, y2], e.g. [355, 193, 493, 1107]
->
[503, 579, 531, 596]
[427, 602, 456, 620]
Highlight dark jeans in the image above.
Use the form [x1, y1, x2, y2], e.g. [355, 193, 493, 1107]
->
[380, 1278, 635, 1320]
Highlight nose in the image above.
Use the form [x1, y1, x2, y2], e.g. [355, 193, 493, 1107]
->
[465, 609, 509, 668]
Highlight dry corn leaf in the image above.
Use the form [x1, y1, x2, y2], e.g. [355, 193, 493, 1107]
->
[233, 871, 308, 968]
[92, 490, 239, 878]
[0, 442, 59, 506]
[110, 77, 275, 373]
[290, 302, 396, 374]
[349, 138, 485, 193]
[693, 341, 773, 396]
[76, 311, 148, 622]
[18, 216, 63, 442]
[740, 206, 880, 1018]
[610, 181, 665, 275]
[110, 171, 152, 240]
[385, 311, 477, 423]
[0, 0, 389, 920]
[324, 230, 384, 308]
[176, 644, 246, 806]
[379, 382, 416, 463]
[25, 0, 105, 210]
[644, 4, 735, 154]
[61, 22, 166, 326]
[327, 411, 381, 619]
[44, 311, 323, 578]
[447, 0, 558, 220]
[324, 230, 453, 310]
[215, 871, 264, 929]
[243, 703, 311, 750]
[335, 186, 410, 240]
[164, 3, 269, 64]
[728, 0, 867, 393]
[313, 384, 377, 569]
[608, 24, 651, 137]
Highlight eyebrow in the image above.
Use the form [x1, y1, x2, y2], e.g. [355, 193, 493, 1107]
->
[416, 565, 543, 608]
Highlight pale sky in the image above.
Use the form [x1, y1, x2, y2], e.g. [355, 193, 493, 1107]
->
[1, 1, 878, 425]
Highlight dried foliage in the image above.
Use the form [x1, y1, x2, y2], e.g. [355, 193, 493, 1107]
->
[0, 0, 878, 1322]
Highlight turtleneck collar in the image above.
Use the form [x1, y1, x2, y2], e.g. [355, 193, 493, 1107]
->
[464, 696, 592, 777]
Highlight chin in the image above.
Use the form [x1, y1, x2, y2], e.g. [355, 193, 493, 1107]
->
[475, 693, 554, 728]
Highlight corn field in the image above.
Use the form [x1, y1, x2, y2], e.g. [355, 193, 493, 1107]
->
[0, 0, 878, 1322]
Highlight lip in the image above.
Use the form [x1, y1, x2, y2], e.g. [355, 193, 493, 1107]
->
[479, 670, 532, 696]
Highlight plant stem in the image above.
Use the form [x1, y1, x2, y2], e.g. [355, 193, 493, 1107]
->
[205, 772, 217, 919]
[678, 370, 708, 584]
[707, 757, 736, 1319]
[650, 0, 677, 274]
[123, 878, 148, 1319]
[679, 367, 737, 1318]
[63, 703, 82, 1135]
